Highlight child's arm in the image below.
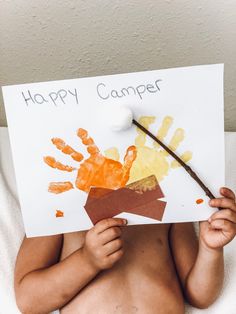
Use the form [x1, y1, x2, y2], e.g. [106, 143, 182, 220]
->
[170, 187, 236, 309]
[15, 217, 127, 314]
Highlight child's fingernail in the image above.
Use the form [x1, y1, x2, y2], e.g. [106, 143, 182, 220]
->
[208, 218, 212, 223]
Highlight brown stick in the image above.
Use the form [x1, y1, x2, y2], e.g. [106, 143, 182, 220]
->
[133, 119, 216, 200]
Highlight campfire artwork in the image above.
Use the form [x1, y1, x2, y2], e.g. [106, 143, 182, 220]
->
[43, 116, 191, 225]
[2, 64, 224, 237]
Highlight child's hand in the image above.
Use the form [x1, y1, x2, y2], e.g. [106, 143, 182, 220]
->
[199, 187, 236, 250]
[82, 218, 127, 271]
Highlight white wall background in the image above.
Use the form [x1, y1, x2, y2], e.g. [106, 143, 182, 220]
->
[0, 0, 235, 130]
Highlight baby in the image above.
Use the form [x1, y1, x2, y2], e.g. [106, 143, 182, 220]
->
[14, 187, 236, 314]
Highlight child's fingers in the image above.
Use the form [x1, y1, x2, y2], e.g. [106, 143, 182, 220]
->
[220, 187, 235, 200]
[209, 209, 236, 224]
[94, 218, 127, 234]
[104, 238, 123, 255]
[209, 198, 236, 212]
[107, 248, 124, 262]
[210, 219, 236, 233]
[100, 226, 122, 244]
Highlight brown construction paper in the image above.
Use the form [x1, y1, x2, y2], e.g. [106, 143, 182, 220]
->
[84, 175, 166, 224]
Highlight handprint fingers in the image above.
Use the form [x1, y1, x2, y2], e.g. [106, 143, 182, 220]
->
[77, 128, 100, 156]
[135, 116, 155, 147]
[161, 128, 185, 157]
[154, 116, 173, 149]
[169, 128, 185, 151]
[171, 151, 192, 168]
[48, 181, 74, 194]
[51, 138, 84, 162]
[44, 156, 76, 172]
[123, 146, 137, 168]
[121, 146, 137, 185]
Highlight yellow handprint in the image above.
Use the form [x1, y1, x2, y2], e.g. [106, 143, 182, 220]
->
[105, 116, 192, 183]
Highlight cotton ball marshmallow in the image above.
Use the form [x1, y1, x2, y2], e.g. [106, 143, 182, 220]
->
[108, 106, 133, 131]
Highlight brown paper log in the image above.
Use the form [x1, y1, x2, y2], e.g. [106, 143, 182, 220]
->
[84, 175, 167, 225]
[125, 199, 166, 221]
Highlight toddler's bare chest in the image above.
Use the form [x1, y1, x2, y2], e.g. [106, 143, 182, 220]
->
[61, 223, 171, 264]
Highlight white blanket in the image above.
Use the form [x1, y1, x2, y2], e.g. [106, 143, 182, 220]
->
[0, 127, 235, 314]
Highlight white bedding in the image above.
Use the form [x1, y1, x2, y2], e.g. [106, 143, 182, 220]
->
[0, 127, 235, 314]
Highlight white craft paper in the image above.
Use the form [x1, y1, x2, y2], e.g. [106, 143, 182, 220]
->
[2, 64, 224, 237]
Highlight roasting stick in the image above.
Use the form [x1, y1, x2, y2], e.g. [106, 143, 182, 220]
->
[132, 119, 215, 200]
[109, 106, 218, 204]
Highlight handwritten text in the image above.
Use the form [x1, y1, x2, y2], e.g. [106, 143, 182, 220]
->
[96, 79, 162, 101]
[21, 88, 79, 106]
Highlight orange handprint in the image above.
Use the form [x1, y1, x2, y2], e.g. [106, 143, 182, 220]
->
[44, 128, 137, 193]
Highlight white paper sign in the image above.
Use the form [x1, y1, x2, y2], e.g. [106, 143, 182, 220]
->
[2, 64, 224, 237]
